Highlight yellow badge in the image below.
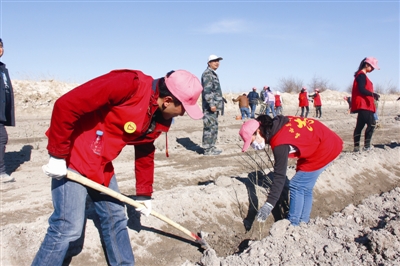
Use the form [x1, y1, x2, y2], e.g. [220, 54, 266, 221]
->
[124, 122, 137, 134]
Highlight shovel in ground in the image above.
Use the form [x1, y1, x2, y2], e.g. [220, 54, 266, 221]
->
[66, 170, 210, 250]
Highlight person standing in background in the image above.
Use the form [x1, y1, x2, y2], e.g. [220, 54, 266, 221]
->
[344, 96, 352, 114]
[0, 38, 15, 183]
[264, 86, 276, 117]
[247, 87, 259, 118]
[274, 91, 283, 115]
[309, 88, 322, 118]
[298, 87, 309, 118]
[260, 86, 267, 102]
[201, 54, 224, 156]
[351, 57, 380, 152]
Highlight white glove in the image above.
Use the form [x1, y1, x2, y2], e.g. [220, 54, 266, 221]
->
[42, 156, 67, 180]
[135, 197, 152, 217]
[257, 202, 274, 222]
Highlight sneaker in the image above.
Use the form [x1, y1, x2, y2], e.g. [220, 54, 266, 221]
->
[204, 147, 222, 156]
[353, 147, 360, 152]
[0, 173, 15, 183]
[363, 146, 374, 152]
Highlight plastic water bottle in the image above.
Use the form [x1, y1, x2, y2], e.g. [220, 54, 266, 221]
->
[91, 130, 104, 155]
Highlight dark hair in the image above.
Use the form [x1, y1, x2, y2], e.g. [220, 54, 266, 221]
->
[256, 114, 274, 140]
[354, 57, 369, 77]
[158, 71, 181, 105]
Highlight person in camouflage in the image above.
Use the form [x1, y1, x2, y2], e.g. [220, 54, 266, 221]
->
[201, 54, 224, 156]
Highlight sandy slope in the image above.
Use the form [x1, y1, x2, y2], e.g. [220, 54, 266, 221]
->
[0, 80, 399, 265]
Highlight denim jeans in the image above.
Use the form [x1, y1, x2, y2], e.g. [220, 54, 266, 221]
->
[32, 173, 134, 266]
[265, 102, 276, 117]
[288, 165, 328, 226]
[249, 104, 257, 118]
[240, 107, 250, 120]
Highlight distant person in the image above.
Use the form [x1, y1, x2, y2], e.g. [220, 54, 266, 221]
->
[0, 38, 15, 183]
[201, 54, 224, 156]
[298, 87, 309, 118]
[238, 115, 343, 226]
[309, 88, 322, 118]
[351, 57, 380, 152]
[274, 91, 283, 115]
[264, 86, 276, 117]
[233, 92, 250, 120]
[260, 86, 267, 102]
[374, 98, 380, 128]
[31, 69, 204, 266]
[247, 87, 259, 118]
[344, 96, 352, 114]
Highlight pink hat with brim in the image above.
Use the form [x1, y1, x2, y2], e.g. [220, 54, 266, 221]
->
[239, 120, 260, 152]
[165, 70, 204, 120]
[365, 57, 380, 70]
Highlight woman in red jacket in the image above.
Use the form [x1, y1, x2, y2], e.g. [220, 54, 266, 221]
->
[351, 57, 380, 152]
[309, 88, 322, 118]
[239, 115, 343, 226]
[298, 87, 309, 118]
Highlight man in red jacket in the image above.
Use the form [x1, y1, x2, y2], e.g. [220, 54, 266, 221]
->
[32, 69, 203, 266]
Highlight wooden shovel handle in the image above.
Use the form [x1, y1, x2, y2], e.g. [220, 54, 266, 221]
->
[66, 170, 199, 242]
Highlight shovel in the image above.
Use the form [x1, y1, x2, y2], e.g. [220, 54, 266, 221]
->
[66, 170, 210, 250]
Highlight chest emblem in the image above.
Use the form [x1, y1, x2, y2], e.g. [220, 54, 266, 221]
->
[124, 122, 137, 134]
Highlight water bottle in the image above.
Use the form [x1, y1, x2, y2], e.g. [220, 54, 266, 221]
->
[91, 130, 104, 155]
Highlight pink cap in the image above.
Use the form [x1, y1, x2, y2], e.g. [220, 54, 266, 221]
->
[365, 57, 380, 70]
[165, 70, 203, 119]
[239, 120, 260, 152]
[315, 88, 320, 92]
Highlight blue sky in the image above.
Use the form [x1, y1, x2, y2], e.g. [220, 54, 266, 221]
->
[0, 0, 399, 93]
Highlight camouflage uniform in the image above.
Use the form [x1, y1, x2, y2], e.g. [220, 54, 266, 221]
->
[201, 67, 224, 151]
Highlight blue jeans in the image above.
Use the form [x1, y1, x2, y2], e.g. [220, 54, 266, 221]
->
[32, 173, 134, 266]
[249, 104, 257, 118]
[288, 165, 328, 226]
[265, 101, 276, 117]
[240, 107, 250, 120]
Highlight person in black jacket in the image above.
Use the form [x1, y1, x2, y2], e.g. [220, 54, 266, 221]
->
[0, 38, 15, 183]
[247, 87, 259, 118]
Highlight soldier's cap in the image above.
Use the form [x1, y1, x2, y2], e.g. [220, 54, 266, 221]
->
[208, 54, 223, 62]
[165, 70, 204, 120]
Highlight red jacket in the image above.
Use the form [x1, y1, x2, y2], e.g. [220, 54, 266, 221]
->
[313, 93, 322, 107]
[46, 70, 171, 196]
[298, 92, 309, 107]
[270, 116, 343, 171]
[274, 95, 282, 107]
[351, 71, 375, 113]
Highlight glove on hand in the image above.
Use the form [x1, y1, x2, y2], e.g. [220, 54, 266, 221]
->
[257, 202, 274, 222]
[42, 156, 67, 180]
[135, 196, 152, 217]
[373, 93, 380, 101]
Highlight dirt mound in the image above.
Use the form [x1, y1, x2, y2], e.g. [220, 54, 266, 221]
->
[195, 187, 400, 266]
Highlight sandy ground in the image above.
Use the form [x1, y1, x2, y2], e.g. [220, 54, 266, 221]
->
[1, 80, 400, 266]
